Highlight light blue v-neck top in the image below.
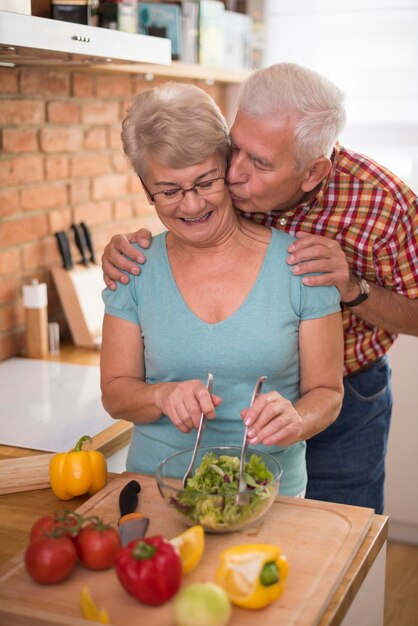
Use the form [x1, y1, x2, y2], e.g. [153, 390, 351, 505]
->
[103, 228, 341, 495]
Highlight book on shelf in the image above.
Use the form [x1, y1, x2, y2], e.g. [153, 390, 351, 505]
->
[223, 9, 252, 70]
[138, 2, 183, 60]
[180, 0, 199, 64]
[198, 0, 225, 68]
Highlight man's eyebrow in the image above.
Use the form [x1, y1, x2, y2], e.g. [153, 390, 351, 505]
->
[229, 133, 273, 168]
[250, 152, 272, 167]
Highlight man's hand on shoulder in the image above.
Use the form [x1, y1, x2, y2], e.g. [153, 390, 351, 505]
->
[286, 230, 354, 298]
[102, 228, 152, 291]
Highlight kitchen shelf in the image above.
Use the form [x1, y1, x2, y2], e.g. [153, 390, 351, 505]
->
[87, 60, 252, 84]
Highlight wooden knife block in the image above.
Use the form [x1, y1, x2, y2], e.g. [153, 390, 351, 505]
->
[51, 264, 104, 348]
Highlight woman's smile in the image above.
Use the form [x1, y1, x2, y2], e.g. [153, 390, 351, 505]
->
[179, 211, 213, 225]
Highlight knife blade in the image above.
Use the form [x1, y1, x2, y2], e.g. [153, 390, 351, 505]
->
[118, 479, 149, 546]
[71, 223, 90, 267]
[54, 231, 74, 270]
[80, 222, 96, 264]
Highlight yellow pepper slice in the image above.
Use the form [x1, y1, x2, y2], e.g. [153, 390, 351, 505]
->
[49, 435, 108, 500]
[80, 586, 110, 623]
[215, 543, 288, 609]
[170, 525, 205, 574]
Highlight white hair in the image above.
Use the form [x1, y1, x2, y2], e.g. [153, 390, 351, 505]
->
[121, 82, 229, 178]
[238, 63, 346, 170]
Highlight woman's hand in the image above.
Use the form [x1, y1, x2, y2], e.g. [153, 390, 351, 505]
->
[241, 392, 304, 447]
[102, 229, 153, 291]
[154, 380, 222, 434]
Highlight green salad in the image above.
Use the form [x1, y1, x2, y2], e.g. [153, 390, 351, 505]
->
[172, 452, 276, 530]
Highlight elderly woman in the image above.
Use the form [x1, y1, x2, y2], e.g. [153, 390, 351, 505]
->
[100, 82, 344, 497]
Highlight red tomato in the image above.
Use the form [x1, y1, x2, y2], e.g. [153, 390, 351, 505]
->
[74, 522, 121, 570]
[24, 535, 77, 584]
[29, 511, 80, 542]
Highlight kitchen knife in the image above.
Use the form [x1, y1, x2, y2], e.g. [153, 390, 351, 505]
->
[118, 479, 149, 546]
[80, 222, 97, 264]
[71, 223, 90, 267]
[55, 231, 74, 270]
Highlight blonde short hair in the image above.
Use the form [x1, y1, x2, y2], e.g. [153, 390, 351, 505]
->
[238, 63, 346, 170]
[121, 82, 230, 178]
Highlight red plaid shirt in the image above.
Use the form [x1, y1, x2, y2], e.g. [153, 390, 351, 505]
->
[243, 144, 418, 375]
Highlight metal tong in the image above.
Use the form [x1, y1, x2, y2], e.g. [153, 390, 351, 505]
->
[236, 375, 267, 505]
[182, 372, 214, 488]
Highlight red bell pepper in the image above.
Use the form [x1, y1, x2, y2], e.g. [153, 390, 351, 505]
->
[114, 535, 183, 606]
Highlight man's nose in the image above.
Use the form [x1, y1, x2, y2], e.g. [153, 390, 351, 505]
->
[227, 152, 246, 184]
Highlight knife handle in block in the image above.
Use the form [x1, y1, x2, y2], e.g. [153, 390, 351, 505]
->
[80, 222, 96, 263]
[55, 231, 73, 270]
[71, 223, 89, 267]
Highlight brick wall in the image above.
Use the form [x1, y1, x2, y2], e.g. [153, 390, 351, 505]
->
[0, 66, 227, 361]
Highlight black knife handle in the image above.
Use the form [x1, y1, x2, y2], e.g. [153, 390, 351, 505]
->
[55, 231, 73, 270]
[71, 223, 89, 267]
[80, 222, 96, 264]
[119, 480, 141, 518]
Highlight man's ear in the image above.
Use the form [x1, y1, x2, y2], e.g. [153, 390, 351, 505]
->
[301, 156, 332, 192]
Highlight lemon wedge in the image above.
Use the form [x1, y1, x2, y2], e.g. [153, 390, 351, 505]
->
[170, 525, 205, 574]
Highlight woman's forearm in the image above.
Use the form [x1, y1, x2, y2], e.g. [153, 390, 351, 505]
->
[101, 377, 168, 424]
[294, 385, 343, 442]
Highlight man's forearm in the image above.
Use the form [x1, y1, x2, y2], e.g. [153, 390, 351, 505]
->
[347, 283, 418, 336]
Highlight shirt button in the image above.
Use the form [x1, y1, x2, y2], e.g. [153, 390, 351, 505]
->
[279, 217, 287, 226]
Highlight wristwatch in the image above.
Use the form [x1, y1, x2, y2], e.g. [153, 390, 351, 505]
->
[341, 278, 370, 307]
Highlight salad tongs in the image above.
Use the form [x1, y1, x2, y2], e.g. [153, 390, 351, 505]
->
[236, 375, 267, 506]
[182, 372, 214, 488]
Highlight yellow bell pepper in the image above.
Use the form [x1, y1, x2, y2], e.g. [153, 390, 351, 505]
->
[215, 543, 288, 609]
[170, 525, 205, 574]
[49, 435, 108, 500]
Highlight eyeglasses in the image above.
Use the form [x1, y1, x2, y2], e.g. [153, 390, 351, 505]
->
[140, 175, 227, 206]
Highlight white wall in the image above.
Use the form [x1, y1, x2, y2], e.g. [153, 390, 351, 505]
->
[385, 336, 418, 543]
[264, 0, 418, 192]
[264, 0, 418, 540]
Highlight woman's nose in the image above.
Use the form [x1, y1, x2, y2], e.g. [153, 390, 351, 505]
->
[181, 189, 206, 210]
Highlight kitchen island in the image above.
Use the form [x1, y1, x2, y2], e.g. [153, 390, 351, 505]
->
[0, 347, 388, 625]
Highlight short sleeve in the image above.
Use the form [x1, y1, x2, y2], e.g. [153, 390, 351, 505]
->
[102, 278, 140, 326]
[298, 281, 341, 320]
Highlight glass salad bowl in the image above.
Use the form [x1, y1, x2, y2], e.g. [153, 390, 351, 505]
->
[155, 446, 282, 533]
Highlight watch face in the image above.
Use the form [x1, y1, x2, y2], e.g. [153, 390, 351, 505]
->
[359, 279, 370, 295]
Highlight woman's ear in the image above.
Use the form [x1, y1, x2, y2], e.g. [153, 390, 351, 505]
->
[301, 157, 332, 192]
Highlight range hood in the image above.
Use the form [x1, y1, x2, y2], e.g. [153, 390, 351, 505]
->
[0, 10, 171, 67]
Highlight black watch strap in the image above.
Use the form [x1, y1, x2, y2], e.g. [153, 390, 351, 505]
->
[341, 278, 370, 307]
[341, 292, 369, 307]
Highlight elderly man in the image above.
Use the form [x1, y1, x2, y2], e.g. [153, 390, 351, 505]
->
[101, 63, 418, 514]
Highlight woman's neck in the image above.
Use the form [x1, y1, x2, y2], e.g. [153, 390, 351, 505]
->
[166, 214, 270, 262]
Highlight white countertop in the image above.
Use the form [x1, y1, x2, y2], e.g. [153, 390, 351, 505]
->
[0, 358, 114, 452]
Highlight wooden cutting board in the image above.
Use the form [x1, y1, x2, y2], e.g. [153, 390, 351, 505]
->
[0, 472, 374, 626]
